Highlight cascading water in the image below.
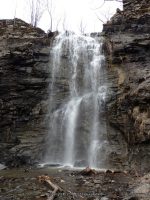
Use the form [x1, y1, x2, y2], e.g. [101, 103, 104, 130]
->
[44, 32, 108, 168]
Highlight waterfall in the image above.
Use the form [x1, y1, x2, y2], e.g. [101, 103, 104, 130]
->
[63, 97, 82, 166]
[44, 32, 107, 168]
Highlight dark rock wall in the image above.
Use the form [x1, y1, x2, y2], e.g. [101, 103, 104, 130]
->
[0, 19, 52, 165]
[0, 1, 149, 171]
[103, 0, 150, 171]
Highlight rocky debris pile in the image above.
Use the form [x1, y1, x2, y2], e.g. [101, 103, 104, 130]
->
[1, 167, 148, 200]
[103, 0, 150, 171]
[0, 18, 52, 166]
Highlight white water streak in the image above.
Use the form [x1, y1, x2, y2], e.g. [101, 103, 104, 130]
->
[63, 98, 82, 165]
[45, 32, 107, 168]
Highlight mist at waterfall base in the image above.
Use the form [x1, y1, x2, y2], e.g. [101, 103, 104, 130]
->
[42, 32, 110, 169]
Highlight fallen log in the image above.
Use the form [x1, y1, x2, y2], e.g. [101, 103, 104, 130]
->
[47, 187, 58, 200]
[37, 175, 63, 200]
[37, 175, 85, 200]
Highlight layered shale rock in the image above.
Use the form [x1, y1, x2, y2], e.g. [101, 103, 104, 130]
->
[0, 19, 52, 166]
[103, 0, 150, 171]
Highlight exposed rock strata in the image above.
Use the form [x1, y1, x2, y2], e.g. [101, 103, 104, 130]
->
[103, 0, 150, 171]
[0, 20, 128, 169]
[0, 0, 150, 171]
[0, 19, 52, 165]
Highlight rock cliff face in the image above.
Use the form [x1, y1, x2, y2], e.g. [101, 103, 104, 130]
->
[103, 0, 150, 171]
[0, 0, 149, 171]
[0, 19, 52, 165]
[0, 20, 128, 168]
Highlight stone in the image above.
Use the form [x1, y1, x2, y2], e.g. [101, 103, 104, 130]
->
[0, 164, 6, 170]
[100, 197, 109, 200]
[93, 180, 101, 184]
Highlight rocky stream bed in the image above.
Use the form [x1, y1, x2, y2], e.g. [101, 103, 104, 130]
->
[0, 166, 150, 200]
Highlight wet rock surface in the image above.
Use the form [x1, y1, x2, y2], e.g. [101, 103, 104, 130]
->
[103, 0, 150, 172]
[0, 167, 149, 200]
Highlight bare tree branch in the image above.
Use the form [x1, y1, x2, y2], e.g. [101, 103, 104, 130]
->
[91, 0, 122, 10]
[28, 0, 46, 27]
[95, 13, 105, 24]
[46, 0, 55, 31]
[79, 19, 87, 34]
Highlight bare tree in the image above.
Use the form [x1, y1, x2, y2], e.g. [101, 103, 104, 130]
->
[13, 0, 18, 25]
[62, 13, 67, 31]
[46, 0, 61, 32]
[55, 17, 61, 31]
[46, 0, 65, 32]
[28, 0, 46, 27]
[14, 0, 17, 19]
[91, 0, 122, 10]
[95, 13, 105, 24]
[46, 0, 55, 31]
[95, 7, 114, 23]
[79, 19, 87, 34]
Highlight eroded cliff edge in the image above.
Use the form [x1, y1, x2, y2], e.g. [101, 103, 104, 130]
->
[103, 0, 150, 171]
[0, 19, 52, 165]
